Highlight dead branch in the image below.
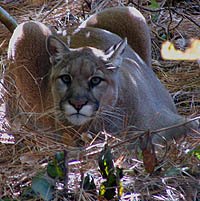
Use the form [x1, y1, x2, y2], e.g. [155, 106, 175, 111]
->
[0, 6, 18, 33]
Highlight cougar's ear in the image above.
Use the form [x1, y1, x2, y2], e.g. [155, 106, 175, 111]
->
[105, 38, 127, 67]
[46, 35, 70, 65]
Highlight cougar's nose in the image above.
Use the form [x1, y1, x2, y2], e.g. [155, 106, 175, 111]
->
[68, 99, 88, 112]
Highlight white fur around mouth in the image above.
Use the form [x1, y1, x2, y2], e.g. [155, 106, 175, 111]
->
[67, 113, 91, 125]
[63, 104, 94, 125]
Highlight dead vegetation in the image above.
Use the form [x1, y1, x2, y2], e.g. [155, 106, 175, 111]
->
[0, 0, 200, 200]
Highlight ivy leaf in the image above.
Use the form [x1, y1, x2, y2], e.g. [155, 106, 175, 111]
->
[47, 152, 65, 179]
[21, 186, 37, 200]
[189, 146, 200, 160]
[116, 167, 124, 197]
[82, 174, 96, 192]
[47, 161, 57, 178]
[47, 161, 64, 179]
[118, 181, 124, 198]
[98, 145, 124, 200]
[98, 144, 114, 179]
[164, 167, 190, 177]
[55, 151, 64, 161]
[99, 173, 119, 200]
[31, 174, 54, 201]
[116, 166, 123, 179]
[193, 151, 200, 160]
[99, 180, 116, 200]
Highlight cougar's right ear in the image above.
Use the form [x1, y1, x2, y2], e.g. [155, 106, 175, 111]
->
[46, 35, 70, 65]
[105, 38, 127, 68]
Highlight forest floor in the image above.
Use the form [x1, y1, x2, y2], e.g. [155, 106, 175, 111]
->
[0, 0, 200, 200]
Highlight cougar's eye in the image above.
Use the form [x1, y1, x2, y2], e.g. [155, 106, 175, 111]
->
[59, 74, 72, 85]
[90, 76, 103, 87]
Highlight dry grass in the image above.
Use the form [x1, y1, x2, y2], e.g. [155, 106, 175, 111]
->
[0, 0, 200, 200]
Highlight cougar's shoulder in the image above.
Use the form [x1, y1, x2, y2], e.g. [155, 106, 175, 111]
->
[77, 6, 152, 67]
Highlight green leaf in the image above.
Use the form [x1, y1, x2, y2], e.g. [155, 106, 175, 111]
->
[118, 181, 124, 197]
[98, 144, 114, 179]
[164, 167, 181, 177]
[82, 174, 96, 191]
[99, 181, 116, 200]
[107, 173, 117, 186]
[47, 161, 64, 179]
[194, 151, 200, 160]
[99, 183, 106, 197]
[161, 33, 167, 40]
[98, 145, 124, 200]
[150, 0, 159, 9]
[55, 151, 64, 161]
[116, 167, 123, 179]
[31, 175, 54, 201]
[189, 147, 200, 160]
[99, 174, 118, 200]
[47, 161, 58, 178]
[47, 152, 65, 179]
[21, 186, 37, 200]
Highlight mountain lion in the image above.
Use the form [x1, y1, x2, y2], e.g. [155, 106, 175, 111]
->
[6, 7, 198, 146]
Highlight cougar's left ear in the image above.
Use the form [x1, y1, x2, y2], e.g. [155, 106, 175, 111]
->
[105, 38, 127, 67]
[46, 35, 70, 65]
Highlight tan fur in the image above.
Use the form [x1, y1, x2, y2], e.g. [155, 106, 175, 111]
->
[6, 7, 198, 146]
[78, 7, 151, 67]
[6, 21, 54, 129]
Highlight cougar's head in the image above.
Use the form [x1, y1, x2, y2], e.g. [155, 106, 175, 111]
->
[46, 35, 126, 126]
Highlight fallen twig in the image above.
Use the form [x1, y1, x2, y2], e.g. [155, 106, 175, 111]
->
[0, 6, 18, 32]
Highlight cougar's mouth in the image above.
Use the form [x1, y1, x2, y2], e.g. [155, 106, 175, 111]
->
[62, 103, 95, 126]
[67, 113, 92, 126]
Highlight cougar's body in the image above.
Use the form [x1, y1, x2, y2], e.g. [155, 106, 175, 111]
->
[6, 7, 197, 145]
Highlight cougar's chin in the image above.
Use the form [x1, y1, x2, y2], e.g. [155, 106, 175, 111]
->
[67, 114, 92, 126]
